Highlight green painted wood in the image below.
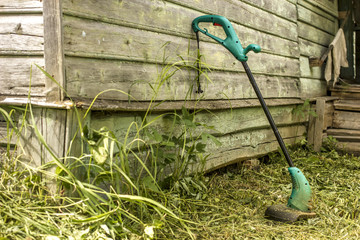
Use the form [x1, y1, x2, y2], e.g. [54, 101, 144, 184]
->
[65, 56, 300, 101]
[298, 5, 336, 35]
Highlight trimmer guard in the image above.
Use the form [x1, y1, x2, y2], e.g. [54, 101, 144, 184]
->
[287, 167, 312, 212]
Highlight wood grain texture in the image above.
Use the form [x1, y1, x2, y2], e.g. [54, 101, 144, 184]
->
[0, 57, 46, 96]
[43, 0, 65, 101]
[241, 0, 297, 22]
[313, 98, 326, 152]
[299, 38, 328, 57]
[300, 78, 327, 98]
[201, 125, 306, 171]
[64, 57, 300, 101]
[300, 56, 324, 79]
[333, 111, 360, 130]
[0, 0, 42, 13]
[62, 0, 298, 41]
[298, 22, 334, 46]
[334, 100, 360, 111]
[297, 5, 336, 35]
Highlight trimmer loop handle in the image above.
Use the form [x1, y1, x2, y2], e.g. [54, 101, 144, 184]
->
[192, 15, 261, 62]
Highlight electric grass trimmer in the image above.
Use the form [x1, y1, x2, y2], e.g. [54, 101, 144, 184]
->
[192, 15, 316, 222]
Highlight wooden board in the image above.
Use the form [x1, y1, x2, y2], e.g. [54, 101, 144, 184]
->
[299, 38, 328, 57]
[43, 0, 65, 101]
[299, 78, 327, 98]
[300, 56, 324, 79]
[334, 100, 360, 111]
[62, 16, 300, 76]
[240, 0, 297, 22]
[65, 57, 301, 101]
[298, 22, 334, 46]
[91, 104, 308, 141]
[0, 0, 42, 13]
[297, 5, 336, 35]
[62, 0, 298, 41]
[0, 57, 46, 97]
[327, 128, 360, 136]
[201, 125, 306, 172]
[299, 0, 338, 19]
[333, 111, 360, 130]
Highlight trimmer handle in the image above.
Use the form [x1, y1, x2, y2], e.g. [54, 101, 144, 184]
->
[192, 15, 261, 62]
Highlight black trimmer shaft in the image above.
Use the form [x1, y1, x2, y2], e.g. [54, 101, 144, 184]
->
[241, 61, 294, 168]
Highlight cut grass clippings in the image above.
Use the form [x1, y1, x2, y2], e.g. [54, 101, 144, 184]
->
[2, 143, 360, 239]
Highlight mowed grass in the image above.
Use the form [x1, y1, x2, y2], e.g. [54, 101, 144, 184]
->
[2, 141, 360, 239]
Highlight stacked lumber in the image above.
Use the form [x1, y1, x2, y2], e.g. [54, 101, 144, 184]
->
[328, 86, 360, 154]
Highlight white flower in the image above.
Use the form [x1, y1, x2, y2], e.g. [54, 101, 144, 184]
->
[144, 225, 155, 239]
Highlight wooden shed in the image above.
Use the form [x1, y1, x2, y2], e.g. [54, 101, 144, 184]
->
[0, 0, 341, 174]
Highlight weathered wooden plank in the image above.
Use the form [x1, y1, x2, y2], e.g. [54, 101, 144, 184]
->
[0, 57, 46, 96]
[334, 100, 360, 111]
[0, 0, 42, 13]
[299, 0, 338, 19]
[307, 104, 316, 145]
[327, 128, 360, 136]
[297, 5, 336, 35]
[0, 14, 43, 36]
[333, 111, 360, 130]
[300, 56, 324, 79]
[0, 122, 16, 146]
[43, 0, 65, 101]
[298, 22, 334, 46]
[63, 15, 299, 60]
[91, 105, 307, 140]
[63, 16, 299, 76]
[299, 38, 328, 57]
[0, 35, 43, 55]
[65, 57, 300, 101]
[42, 108, 67, 192]
[202, 125, 306, 171]
[299, 78, 327, 98]
[313, 98, 326, 152]
[241, 0, 297, 22]
[335, 142, 360, 155]
[0, 14, 44, 55]
[62, 0, 298, 41]
[78, 99, 305, 112]
[303, 0, 338, 17]
[331, 89, 360, 99]
[168, 0, 298, 41]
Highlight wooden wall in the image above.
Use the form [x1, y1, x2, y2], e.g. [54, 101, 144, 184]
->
[297, 0, 338, 97]
[0, 0, 46, 97]
[0, 1, 340, 172]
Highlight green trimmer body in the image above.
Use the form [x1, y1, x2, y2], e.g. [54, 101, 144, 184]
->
[192, 15, 316, 222]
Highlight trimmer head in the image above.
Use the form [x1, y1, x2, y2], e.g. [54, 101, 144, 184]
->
[265, 204, 316, 222]
[265, 167, 316, 222]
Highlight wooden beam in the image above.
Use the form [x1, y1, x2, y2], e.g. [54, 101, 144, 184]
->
[313, 98, 326, 152]
[43, 0, 65, 101]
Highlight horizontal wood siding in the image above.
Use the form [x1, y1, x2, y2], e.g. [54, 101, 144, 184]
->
[62, 0, 301, 102]
[90, 104, 307, 171]
[0, 1, 45, 97]
[297, 0, 337, 97]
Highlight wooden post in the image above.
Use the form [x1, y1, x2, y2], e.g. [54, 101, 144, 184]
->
[43, 0, 65, 101]
[313, 98, 326, 152]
